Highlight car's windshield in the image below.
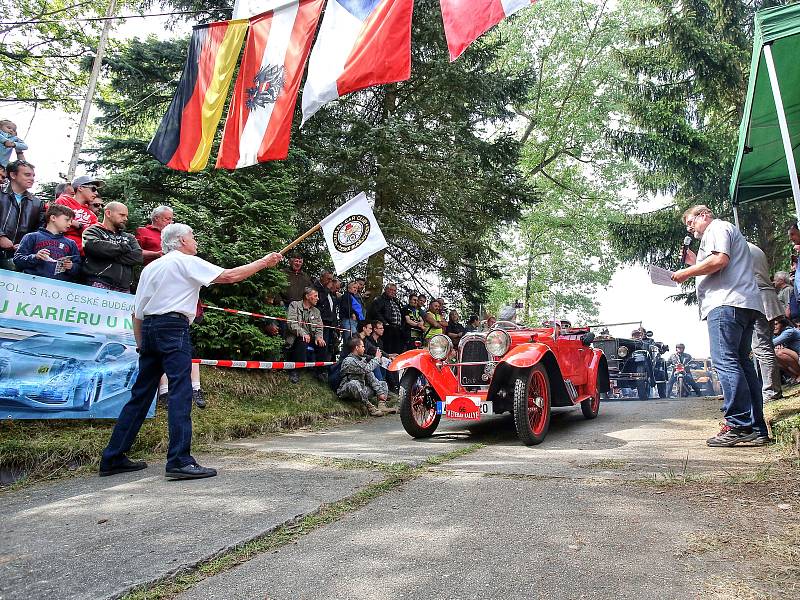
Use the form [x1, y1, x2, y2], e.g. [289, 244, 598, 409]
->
[9, 336, 102, 360]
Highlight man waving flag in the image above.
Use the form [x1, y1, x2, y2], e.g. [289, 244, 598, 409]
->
[300, 0, 413, 125]
[440, 0, 536, 61]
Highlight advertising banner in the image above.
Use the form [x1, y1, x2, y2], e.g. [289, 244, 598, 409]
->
[0, 271, 153, 419]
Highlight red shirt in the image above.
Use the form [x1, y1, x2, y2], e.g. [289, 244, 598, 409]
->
[135, 225, 162, 265]
[54, 194, 97, 255]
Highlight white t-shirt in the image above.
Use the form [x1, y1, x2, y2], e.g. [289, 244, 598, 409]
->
[134, 251, 224, 323]
[696, 219, 764, 320]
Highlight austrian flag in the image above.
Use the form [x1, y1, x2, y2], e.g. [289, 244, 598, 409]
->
[217, 0, 324, 169]
[440, 0, 536, 61]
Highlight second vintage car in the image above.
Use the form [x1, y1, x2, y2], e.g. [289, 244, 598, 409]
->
[388, 321, 610, 446]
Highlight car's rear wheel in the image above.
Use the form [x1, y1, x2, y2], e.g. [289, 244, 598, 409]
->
[581, 371, 601, 419]
[512, 365, 551, 446]
[399, 368, 440, 438]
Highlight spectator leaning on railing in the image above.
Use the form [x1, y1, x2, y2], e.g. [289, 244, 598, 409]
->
[13, 204, 81, 281]
[0, 160, 44, 271]
[82, 201, 143, 293]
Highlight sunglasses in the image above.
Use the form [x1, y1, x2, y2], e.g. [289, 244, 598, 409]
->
[81, 185, 99, 193]
[92, 203, 103, 208]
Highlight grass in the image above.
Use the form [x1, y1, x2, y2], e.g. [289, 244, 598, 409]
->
[120, 443, 485, 600]
[0, 367, 363, 488]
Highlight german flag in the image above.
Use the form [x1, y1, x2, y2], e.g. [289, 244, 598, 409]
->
[148, 20, 248, 172]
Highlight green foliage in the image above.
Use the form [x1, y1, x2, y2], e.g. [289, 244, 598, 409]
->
[0, 1, 130, 110]
[611, 0, 795, 276]
[484, 0, 636, 321]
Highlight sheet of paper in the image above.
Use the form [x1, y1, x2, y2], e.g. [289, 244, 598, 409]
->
[649, 264, 677, 287]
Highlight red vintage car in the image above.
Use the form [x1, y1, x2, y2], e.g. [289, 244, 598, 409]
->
[388, 322, 610, 445]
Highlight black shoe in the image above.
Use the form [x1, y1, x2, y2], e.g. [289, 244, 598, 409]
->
[749, 435, 773, 446]
[707, 424, 757, 447]
[157, 393, 169, 407]
[193, 388, 207, 409]
[165, 463, 217, 480]
[289, 371, 299, 384]
[99, 456, 148, 477]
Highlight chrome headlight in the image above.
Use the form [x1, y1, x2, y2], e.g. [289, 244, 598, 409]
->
[485, 329, 511, 357]
[617, 346, 629, 358]
[427, 334, 452, 360]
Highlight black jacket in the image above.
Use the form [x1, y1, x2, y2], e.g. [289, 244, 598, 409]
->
[368, 293, 403, 327]
[0, 184, 45, 259]
[82, 224, 143, 290]
[314, 280, 338, 324]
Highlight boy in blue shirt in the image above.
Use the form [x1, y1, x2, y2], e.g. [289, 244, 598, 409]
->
[13, 204, 81, 280]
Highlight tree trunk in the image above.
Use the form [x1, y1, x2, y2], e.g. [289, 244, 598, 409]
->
[365, 84, 398, 299]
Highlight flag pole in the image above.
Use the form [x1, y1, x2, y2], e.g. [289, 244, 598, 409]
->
[279, 223, 321, 255]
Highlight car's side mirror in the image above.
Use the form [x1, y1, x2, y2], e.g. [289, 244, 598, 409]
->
[581, 332, 595, 346]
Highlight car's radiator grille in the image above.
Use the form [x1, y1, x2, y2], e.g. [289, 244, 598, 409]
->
[460, 339, 489, 387]
[593, 339, 617, 359]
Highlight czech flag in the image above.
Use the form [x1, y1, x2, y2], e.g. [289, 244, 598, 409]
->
[301, 0, 414, 125]
[440, 0, 535, 61]
[148, 20, 248, 172]
[217, 0, 325, 169]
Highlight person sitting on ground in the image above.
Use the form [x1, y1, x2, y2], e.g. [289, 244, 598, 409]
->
[55, 175, 103, 255]
[336, 337, 389, 417]
[82, 201, 143, 293]
[0, 119, 28, 166]
[13, 204, 81, 280]
[136, 205, 174, 265]
[368, 319, 400, 400]
[285, 286, 327, 384]
[772, 317, 800, 382]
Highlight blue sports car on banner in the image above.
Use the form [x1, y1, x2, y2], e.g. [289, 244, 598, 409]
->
[0, 331, 139, 416]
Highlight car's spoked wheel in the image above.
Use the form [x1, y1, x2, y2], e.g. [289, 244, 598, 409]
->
[512, 364, 551, 446]
[581, 371, 600, 419]
[399, 368, 441, 438]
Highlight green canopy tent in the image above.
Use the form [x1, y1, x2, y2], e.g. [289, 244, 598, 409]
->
[730, 3, 800, 227]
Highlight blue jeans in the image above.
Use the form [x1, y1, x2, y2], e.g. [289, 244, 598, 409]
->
[707, 306, 767, 435]
[102, 314, 195, 469]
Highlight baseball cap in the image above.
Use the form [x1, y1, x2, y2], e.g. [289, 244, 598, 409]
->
[71, 175, 104, 188]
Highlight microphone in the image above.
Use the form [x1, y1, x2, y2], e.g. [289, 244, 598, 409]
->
[681, 236, 692, 264]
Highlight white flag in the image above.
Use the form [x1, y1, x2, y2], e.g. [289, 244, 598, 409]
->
[320, 192, 388, 274]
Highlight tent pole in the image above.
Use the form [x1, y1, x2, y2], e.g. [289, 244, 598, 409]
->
[733, 203, 741, 229]
[764, 43, 800, 223]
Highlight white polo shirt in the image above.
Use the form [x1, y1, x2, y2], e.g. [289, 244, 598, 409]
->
[134, 250, 224, 323]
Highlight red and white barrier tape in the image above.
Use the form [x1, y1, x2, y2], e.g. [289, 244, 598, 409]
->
[202, 304, 346, 331]
[193, 359, 334, 369]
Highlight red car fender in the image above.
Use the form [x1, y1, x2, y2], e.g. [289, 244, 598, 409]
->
[489, 343, 572, 407]
[388, 349, 459, 394]
[585, 349, 611, 397]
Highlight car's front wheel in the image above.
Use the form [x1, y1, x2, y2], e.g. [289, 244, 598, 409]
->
[399, 368, 441, 438]
[512, 364, 551, 446]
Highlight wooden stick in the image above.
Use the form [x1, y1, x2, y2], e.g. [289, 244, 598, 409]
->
[279, 223, 321, 255]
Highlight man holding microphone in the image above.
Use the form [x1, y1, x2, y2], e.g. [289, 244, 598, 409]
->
[671, 205, 767, 447]
[100, 223, 282, 479]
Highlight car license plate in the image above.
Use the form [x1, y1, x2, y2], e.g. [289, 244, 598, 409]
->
[443, 395, 482, 420]
[480, 401, 493, 415]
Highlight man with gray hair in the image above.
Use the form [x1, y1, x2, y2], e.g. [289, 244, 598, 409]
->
[773, 270, 792, 317]
[100, 223, 283, 480]
[82, 201, 142, 292]
[136, 205, 174, 265]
